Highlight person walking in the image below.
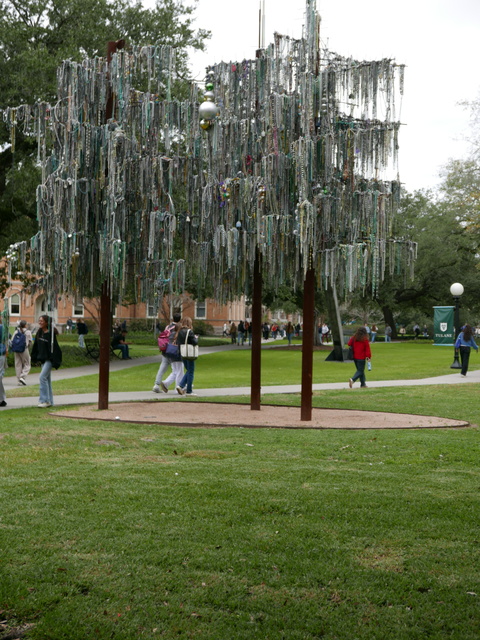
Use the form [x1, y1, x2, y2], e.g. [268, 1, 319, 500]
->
[286, 321, 294, 346]
[176, 316, 199, 397]
[263, 322, 270, 340]
[0, 316, 8, 407]
[384, 324, 392, 342]
[153, 313, 183, 393]
[456, 324, 478, 377]
[31, 315, 62, 408]
[348, 326, 372, 389]
[76, 318, 88, 348]
[11, 320, 33, 385]
[229, 321, 237, 344]
[247, 320, 252, 346]
[370, 324, 378, 343]
[237, 320, 245, 345]
[320, 322, 329, 343]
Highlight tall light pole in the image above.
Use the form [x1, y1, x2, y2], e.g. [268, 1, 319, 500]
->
[450, 282, 464, 369]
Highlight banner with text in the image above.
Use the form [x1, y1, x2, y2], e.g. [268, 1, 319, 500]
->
[433, 306, 454, 346]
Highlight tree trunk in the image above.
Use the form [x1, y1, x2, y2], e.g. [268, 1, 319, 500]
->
[324, 285, 346, 360]
[382, 305, 397, 339]
[314, 311, 321, 345]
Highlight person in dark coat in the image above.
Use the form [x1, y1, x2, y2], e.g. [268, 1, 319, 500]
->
[76, 318, 88, 348]
[31, 314, 62, 407]
[175, 316, 199, 396]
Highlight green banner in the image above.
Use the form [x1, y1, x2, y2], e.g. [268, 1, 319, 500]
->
[433, 306, 454, 346]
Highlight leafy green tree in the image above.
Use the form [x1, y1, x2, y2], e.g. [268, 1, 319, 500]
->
[0, 0, 209, 105]
[439, 158, 480, 242]
[363, 189, 480, 330]
[0, 0, 210, 259]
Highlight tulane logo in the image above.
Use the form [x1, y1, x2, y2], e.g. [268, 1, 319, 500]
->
[440, 323, 448, 332]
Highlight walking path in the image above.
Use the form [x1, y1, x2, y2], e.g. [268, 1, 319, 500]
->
[2, 343, 478, 411]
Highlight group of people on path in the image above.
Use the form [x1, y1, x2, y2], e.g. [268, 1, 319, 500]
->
[348, 322, 478, 388]
[224, 320, 252, 345]
[0, 314, 63, 409]
[1, 313, 478, 409]
[153, 314, 199, 396]
[0, 318, 35, 407]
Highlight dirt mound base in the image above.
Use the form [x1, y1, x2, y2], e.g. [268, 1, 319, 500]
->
[53, 402, 468, 430]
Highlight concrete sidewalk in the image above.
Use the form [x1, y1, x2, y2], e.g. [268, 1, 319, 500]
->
[2, 344, 478, 411]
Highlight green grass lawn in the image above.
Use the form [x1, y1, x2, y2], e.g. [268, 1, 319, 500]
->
[0, 386, 479, 639]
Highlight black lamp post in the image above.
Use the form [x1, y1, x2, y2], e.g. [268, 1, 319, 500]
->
[450, 282, 464, 369]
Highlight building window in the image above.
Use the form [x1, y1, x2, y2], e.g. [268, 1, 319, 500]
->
[10, 294, 20, 315]
[73, 303, 84, 317]
[147, 303, 157, 318]
[195, 300, 206, 319]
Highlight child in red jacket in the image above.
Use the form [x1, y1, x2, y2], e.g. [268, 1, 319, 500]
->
[348, 326, 372, 388]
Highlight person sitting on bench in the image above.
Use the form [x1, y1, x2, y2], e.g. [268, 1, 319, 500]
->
[111, 329, 131, 360]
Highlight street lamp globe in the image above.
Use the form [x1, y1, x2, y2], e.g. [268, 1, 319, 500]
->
[450, 282, 464, 297]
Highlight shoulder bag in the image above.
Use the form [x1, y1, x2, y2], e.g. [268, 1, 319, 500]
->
[180, 329, 199, 360]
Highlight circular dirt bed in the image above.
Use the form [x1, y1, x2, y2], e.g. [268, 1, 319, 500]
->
[53, 402, 468, 430]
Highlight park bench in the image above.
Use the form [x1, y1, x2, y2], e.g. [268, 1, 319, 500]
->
[84, 335, 125, 361]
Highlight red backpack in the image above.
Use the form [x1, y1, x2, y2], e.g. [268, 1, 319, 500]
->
[158, 327, 171, 352]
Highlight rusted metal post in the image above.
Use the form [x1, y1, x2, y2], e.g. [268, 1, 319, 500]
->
[301, 267, 315, 421]
[98, 39, 125, 410]
[98, 282, 111, 410]
[250, 251, 262, 411]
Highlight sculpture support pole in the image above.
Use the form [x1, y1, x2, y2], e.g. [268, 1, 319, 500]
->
[250, 251, 262, 411]
[301, 267, 316, 421]
[98, 39, 125, 411]
[98, 281, 111, 410]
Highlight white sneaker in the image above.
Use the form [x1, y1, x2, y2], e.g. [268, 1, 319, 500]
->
[19, 378, 27, 386]
[160, 381, 168, 393]
[185, 392, 198, 397]
[349, 378, 353, 388]
[153, 384, 160, 393]
[176, 386, 186, 396]
[38, 402, 52, 408]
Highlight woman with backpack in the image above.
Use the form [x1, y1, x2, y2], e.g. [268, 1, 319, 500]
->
[455, 323, 478, 377]
[31, 315, 62, 408]
[11, 320, 33, 386]
[153, 313, 183, 394]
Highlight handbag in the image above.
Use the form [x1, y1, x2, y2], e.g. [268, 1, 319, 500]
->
[165, 342, 180, 359]
[346, 345, 354, 360]
[180, 329, 199, 360]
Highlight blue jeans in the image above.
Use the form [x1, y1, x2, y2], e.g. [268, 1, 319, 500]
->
[460, 346, 471, 376]
[179, 359, 196, 394]
[352, 359, 367, 387]
[39, 360, 54, 405]
[385, 335, 391, 342]
[116, 344, 129, 359]
[155, 354, 171, 385]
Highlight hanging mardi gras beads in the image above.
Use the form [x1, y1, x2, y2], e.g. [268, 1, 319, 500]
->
[2, 0, 415, 307]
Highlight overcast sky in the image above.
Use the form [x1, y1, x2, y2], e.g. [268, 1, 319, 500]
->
[183, 0, 480, 192]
